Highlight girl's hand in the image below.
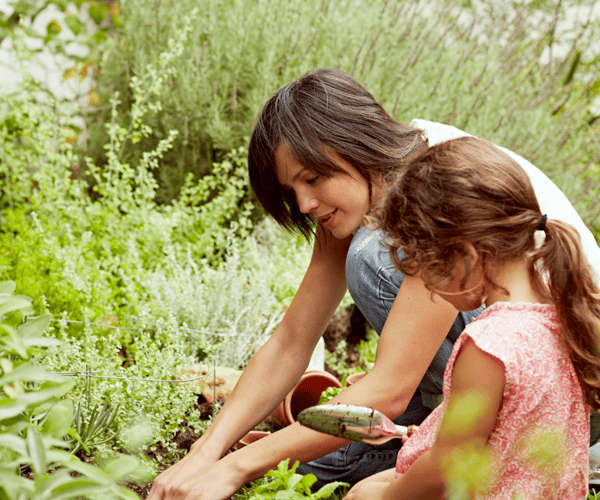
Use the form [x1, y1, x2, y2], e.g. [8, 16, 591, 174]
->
[402, 424, 419, 443]
[343, 469, 395, 500]
[343, 481, 390, 500]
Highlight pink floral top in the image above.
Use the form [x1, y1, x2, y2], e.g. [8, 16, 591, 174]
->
[395, 302, 589, 499]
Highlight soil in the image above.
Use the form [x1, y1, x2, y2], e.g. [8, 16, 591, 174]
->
[322, 304, 368, 379]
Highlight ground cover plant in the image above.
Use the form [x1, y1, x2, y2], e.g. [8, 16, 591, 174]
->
[0, 281, 142, 499]
[1, 0, 600, 497]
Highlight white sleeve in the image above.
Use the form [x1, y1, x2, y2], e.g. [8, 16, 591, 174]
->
[411, 119, 600, 284]
[496, 145, 600, 284]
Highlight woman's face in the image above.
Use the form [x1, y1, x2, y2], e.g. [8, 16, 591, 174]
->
[274, 144, 372, 239]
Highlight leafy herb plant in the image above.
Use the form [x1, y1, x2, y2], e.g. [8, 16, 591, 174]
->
[237, 459, 348, 500]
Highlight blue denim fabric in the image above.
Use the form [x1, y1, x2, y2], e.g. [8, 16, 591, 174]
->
[297, 227, 483, 488]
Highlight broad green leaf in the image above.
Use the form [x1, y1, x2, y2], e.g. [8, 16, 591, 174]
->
[88, 3, 109, 24]
[39, 378, 76, 398]
[275, 491, 305, 500]
[0, 296, 32, 317]
[0, 469, 33, 497]
[59, 458, 113, 482]
[102, 455, 141, 481]
[42, 399, 74, 439]
[0, 358, 12, 375]
[0, 281, 16, 295]
[1, 367, 71, 402]
[313, 482, 350, 500]
[294, 473, 317, 494]
[32, 466, 77, 495]
[286, 473, 305, 491]
[17, 314, 51, 339]
[46, 19, 62, 36]
[115, 485, 142, 500]
[0, 330, 28, 359]
[91, 29, 108, 44]
[26, 427, 47, 477]
[64, 13, 84, 35]
[0, 387, 67, 421]
[0, 363, 51, 385]
[41, 480, 111, 500]
[23, 337, 62, 348]
[0, 433, 27, 454]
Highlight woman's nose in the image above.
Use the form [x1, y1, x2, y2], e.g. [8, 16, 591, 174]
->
[296, 191, 319, 214]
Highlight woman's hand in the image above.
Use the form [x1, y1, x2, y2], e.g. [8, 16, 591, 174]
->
[145, 450, 245, 500]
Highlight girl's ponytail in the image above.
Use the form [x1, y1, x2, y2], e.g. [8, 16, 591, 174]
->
[531, 218, 600, 410]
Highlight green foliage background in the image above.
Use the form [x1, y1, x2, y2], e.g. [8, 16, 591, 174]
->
[86, 0, 600, 210]
[1, 0, 600, 495]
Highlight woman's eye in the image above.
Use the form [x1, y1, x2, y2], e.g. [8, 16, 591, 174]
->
[306, 176, 319, 185]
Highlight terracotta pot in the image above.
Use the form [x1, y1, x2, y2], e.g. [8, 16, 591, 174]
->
[237, 430, 271, 449]
[345, 371, 367, 386]
[271, 370, 342, 428]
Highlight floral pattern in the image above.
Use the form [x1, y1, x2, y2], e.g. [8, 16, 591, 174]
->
[395, 302, 589, 499]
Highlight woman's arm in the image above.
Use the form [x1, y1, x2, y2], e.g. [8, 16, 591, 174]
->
[145, 226, 352, 500]
[199, 274, 466, 498]
[382, 341, 505, 500]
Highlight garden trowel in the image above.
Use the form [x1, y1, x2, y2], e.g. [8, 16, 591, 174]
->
[297, 404, 408, 445]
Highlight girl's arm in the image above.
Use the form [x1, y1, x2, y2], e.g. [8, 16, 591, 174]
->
[382, 341, 505, 500]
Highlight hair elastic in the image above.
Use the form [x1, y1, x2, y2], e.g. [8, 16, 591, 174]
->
[537, 214, 548, 232]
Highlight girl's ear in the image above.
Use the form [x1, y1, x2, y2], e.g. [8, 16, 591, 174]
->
[464, 242, 480, 267]
[461, 242, 485, 286]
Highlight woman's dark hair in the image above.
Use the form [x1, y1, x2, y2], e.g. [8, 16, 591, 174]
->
[378, 136, 600, 410]
[248, 67, 427, 238]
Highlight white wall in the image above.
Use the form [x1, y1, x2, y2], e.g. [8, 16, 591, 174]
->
[0, 0, 93, 103]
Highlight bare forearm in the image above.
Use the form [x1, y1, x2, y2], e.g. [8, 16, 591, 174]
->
[216, 421, 351, 484]
[326, 368, 415, 419]
[219, 376, 421, 485]
[193, 337, 312, 458]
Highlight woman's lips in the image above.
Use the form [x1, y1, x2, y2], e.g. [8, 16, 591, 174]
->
[319, 210, 337, 226]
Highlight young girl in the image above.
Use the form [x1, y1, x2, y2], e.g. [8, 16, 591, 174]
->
[344, 137, 600, 500]
[146, 69, 600, 500]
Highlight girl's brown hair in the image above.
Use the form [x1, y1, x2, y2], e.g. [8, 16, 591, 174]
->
[378, 136, 600, 409]
[248, 67, 427, 238]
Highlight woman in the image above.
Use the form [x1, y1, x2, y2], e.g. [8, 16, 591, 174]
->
[146, 68, 600, 500]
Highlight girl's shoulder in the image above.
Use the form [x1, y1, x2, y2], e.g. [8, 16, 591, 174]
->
[459, 302, 559, 363]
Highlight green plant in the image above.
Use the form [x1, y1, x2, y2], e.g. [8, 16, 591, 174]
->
[0, 280, 139, 499]
[0, 14, 263, 326]
[68, 400, 120, 455]
[236, 459, 348, 500]
[318, 386, 344, 406]
[86, 0, 600, 226]
[41, 314, 204, 457]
